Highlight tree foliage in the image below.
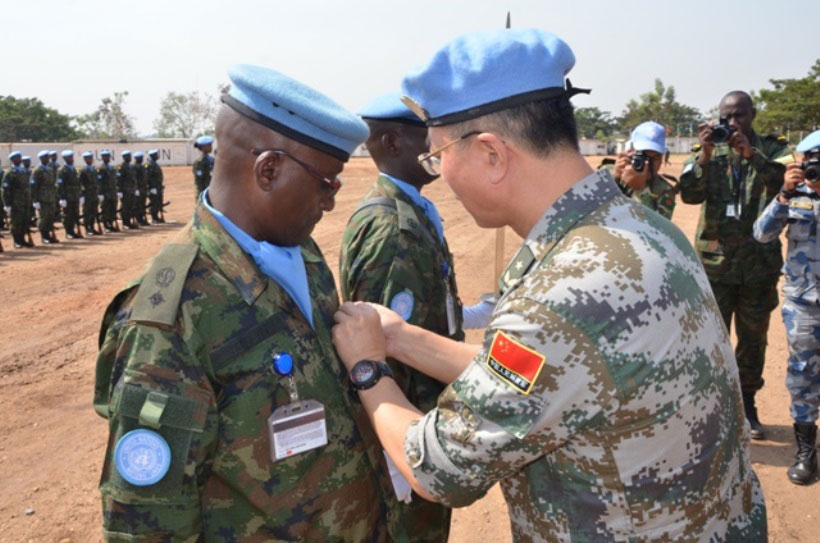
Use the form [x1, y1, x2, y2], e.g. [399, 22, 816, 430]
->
[753, 59, 820, 139]
[74, 91, 136, 140]
[575, 107, 617, 139]
[617, 79, 702, 136]
[0, 96, 81, 142]
[153, 90, 219, 139]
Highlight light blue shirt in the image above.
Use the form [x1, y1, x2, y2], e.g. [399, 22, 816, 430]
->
[382, 172, 444, 243]
[202, 189, 314, 328]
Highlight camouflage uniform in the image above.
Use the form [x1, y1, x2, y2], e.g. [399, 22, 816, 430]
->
[116, 162, 137, 227]
[753, 188, 820, 423]
[598, 161, 677, 220]
[79, 163, 99, 232]
[145, 158, 164, 222]
[94, 202, 393, 541]
[133, 161, 148, 223]
[97, 162, 118, 227]
[0, 169, 5, 229]
[404, 170, 766, 542]
[339, 174, 462, 543]
[2, 164, 30, 244]
[31, 164, 57, 238]
[23, 165, 33, 229]
[679, 133, 789, 394]
[57, 163, 81, 235]
[193, 154, 213, 201]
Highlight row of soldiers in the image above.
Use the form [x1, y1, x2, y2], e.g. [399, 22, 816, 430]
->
[0, 149, 165, 250]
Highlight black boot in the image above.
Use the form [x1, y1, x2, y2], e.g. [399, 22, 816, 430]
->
[742, 392, 766, 440]
[788, 423, 817, 485]
[41, 233, 52, 244]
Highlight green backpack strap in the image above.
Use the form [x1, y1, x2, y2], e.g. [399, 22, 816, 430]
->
[130, 243, 199, 326]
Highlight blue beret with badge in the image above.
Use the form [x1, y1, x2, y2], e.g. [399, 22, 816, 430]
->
[195, 135, 214, 147]
[358, 92, 425, 127]
[222, 63, 369, 162]
[401, 28, 588, 126]
[82, 151, 94, 158]
[9, 151, 22, 160]
[796, 130, 820, 154]
[61, 150, 74, 158]
[630, 121, 667, 153]
[37, 150, 49, 158]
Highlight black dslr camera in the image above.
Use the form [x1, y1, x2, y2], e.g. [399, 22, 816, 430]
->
[711, 116, 736, 144]
[800, 156, 820, 182]
[630, 150, 649, 172]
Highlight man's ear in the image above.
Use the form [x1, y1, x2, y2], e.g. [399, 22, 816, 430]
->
[380, 130, 400, 156]
[254, 152, 281, 192]
[476, 132, 509, 185]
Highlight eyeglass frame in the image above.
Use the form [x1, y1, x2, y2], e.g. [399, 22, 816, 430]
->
[417, 130, 481, 176]
[250, 148, 343, 195]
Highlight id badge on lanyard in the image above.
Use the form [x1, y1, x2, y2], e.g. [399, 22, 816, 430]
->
[728, 164, 743, 219]
[266, 353, 328, 462]
[442, 261, 457, 336]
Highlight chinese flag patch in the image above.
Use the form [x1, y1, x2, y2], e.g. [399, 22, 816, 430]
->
[486, 331, 545, 394]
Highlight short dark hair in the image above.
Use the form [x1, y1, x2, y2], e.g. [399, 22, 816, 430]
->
[448, 96, 579, 158]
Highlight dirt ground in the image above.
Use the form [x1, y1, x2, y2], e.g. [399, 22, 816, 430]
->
[0, 158, 817, 542]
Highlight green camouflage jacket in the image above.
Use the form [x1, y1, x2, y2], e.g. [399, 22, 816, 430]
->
[679, 132, 790, 284]
[94, 203, 392, 542]
[193, 154, 213, 196]
[79, 164, 99, 201]
[133, 162, 147, 194]
[2, 165, 30, 208]
[405, 169, 766, 542]
[57, 164, 81, 201]
[31, 164, 56, 204]
[145, 160, 163, 191]
[339, 175, 463, 542]
[97, 163, 117, 197]
[116, 162, 136, 193]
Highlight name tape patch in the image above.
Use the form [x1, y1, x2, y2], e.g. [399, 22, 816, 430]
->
[485, 331, 545, 394]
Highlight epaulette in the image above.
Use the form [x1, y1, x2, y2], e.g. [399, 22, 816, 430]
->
[690, 143, 702, 153]
[130, 243, 199, 326]
[395, 198, 425, 238]
[598, 157, 616, 168]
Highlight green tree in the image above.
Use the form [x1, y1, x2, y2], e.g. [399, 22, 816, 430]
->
[617, 79, 702, 136]
[0, 95, 81, 141]
[575, 107, 617, 139]
[74, 91, 136, 140]
[753, 59, 820, 140]
[153, 90, 218, 138]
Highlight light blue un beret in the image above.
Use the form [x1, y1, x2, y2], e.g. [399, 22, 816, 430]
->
[796, 130, 820, 153]
[630, 122, 667, 153]
[358, 92, 425, 127]
[223, 64, 369, 162]
[121, 150, 131, 157]
[49, 150, 58, 156]
[134, 151, 144, 159]
[148, 149, 159, 156]
[195, 136, 214, 146]
[9, 151, 22, 160]
[402, 28, 588, 126]
[82, 151, 94, 158]
[37, 150, 50, 159]
[100, 150, 111, 156]
[22, 155, 30, 161]
[61, 150, 74, 158]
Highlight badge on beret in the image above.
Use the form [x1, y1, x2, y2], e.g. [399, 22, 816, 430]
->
[486, 331, 545, 394]
[114, 429, 171, 486]
[390, 290, 414, 321]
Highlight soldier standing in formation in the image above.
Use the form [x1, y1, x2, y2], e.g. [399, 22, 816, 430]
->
[754, 130, 820, 485]
[21, 156, 33, 234]
[679, 90, 790, 439]
[79, 151, 101, 236]
[132, 151, 149, 226]
[0, 158, 5, 234]
[32, 151, 58, 244]
[3, 152, 33, 248]
[192, 135, 214, 201]
[116, 150, 138, 230]
[98, 150, 118, 232]
[57, 150, 83, 239]
[145, 149, 164, 223]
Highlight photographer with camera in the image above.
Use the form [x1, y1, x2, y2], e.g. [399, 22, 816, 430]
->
[753, 130, 820, 485]
[604, 121, 677, 219]
[680, 90, 791, 440]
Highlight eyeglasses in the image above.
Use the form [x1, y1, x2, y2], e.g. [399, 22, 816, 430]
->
[417, 131, 481, 176]
[250, 148, 343, 196]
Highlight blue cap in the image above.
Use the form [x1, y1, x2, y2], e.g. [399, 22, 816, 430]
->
[49, 150, 58, 156]
[148, 149, 159, 156]
[37, 150, 49, 158]
[401, 28, 586, 126]
[796, 130, 820, 153]
[82, 151, 94, 158]
[630, 122, 666, 153]
[9, 151, 22, 160]
[22, 155, 30, 161]
[121, 150, 131, 157]
[223, 63, 369, 162]
[358, 92, 425, 127]
[100, 150, 111, 156]
[195, 135, 214, 146]
[134, 151, 144, 158]
[61, 150, 74, 158]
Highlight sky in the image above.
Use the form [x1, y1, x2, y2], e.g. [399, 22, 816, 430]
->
[4, 0, 817, 136]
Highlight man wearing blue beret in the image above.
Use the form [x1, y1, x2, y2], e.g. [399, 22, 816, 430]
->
[32, 151, 59, 244]
[132, 151, 150, 226]
[3, 152, 34, 248]
[94, 64, 395, 541]
[57, 150, 83, 239]
[116, 150, 138, 230]
[193, 135, 215, 201]
[332, 28, 766, 541]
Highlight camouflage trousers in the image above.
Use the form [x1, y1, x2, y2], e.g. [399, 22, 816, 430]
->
[782, 299, 820, 424]
[103, 194, 118, 224]
[83, 198, 98, 229]
[63, 199, 80, 234]
[710, 279, 780, 393]
[148, 191, 162, 220]
[38, 201, 56, 236]
[10, 205, 29, 242]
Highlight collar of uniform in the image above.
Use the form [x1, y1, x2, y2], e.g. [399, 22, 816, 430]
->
[375, 174, 443, 243]
[192, 202, 267, 305]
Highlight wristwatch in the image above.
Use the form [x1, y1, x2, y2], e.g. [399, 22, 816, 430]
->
[349, 360, 394, 391]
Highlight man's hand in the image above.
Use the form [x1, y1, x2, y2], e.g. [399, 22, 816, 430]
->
[697, 122, 715, 164]
[620, 151, 652, 191]
[612, 152, 630, 180]
[365, 303, 407, 358]
[332, 302, 387, 371]
[728, 130, 753, 159]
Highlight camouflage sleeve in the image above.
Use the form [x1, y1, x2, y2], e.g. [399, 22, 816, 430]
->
[403, 293, 615, 508]
[656, 188, 676, 220]
[341, 215, 398, 304]
[749, 143, 788, 195]
[678, 155, 707, 204]
[753, 197, 789, 243]
[56, 168, 66, 199]
[96, 314, 218, 540]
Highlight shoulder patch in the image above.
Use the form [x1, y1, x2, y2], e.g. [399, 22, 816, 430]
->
[130, 244, 199, 326]
[485, 331, 545, 394]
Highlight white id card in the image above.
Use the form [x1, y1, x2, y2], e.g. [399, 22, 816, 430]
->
[726, 203, 739, 218]
[445, 284, 457, 336]
[267, 399, 328, 462]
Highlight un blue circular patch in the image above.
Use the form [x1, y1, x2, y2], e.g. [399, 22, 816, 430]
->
[114, 429, 171, 486]
[390, 290, 414, 321]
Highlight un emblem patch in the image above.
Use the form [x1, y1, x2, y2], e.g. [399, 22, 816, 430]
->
[114, 429, 171, 486]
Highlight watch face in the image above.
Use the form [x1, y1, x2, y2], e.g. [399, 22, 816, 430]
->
[351, 361, 376, 385]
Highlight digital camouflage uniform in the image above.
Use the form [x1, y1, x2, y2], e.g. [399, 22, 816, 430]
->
[31, 164, 57, 238]
[679, 133, 789, 394]
[133, 161, 148, 222]
[404, 170, 766, 542]
[2, 164, 30, 244]
[94, 203, 394, 541]
[754, 187, 820, 424]
[193, 154, 213, 201]
[57, 163, 81, 235]
[98, 162, 118, 227]
[79, 163, 99, 232]
[598, 160, 677, 220]
[116, 162, 136, 227]
[146, 158, 164, 222]
[339, 175, 463, 543]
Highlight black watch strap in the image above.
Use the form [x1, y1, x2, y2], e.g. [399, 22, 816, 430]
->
[350, 360, 394, 391]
